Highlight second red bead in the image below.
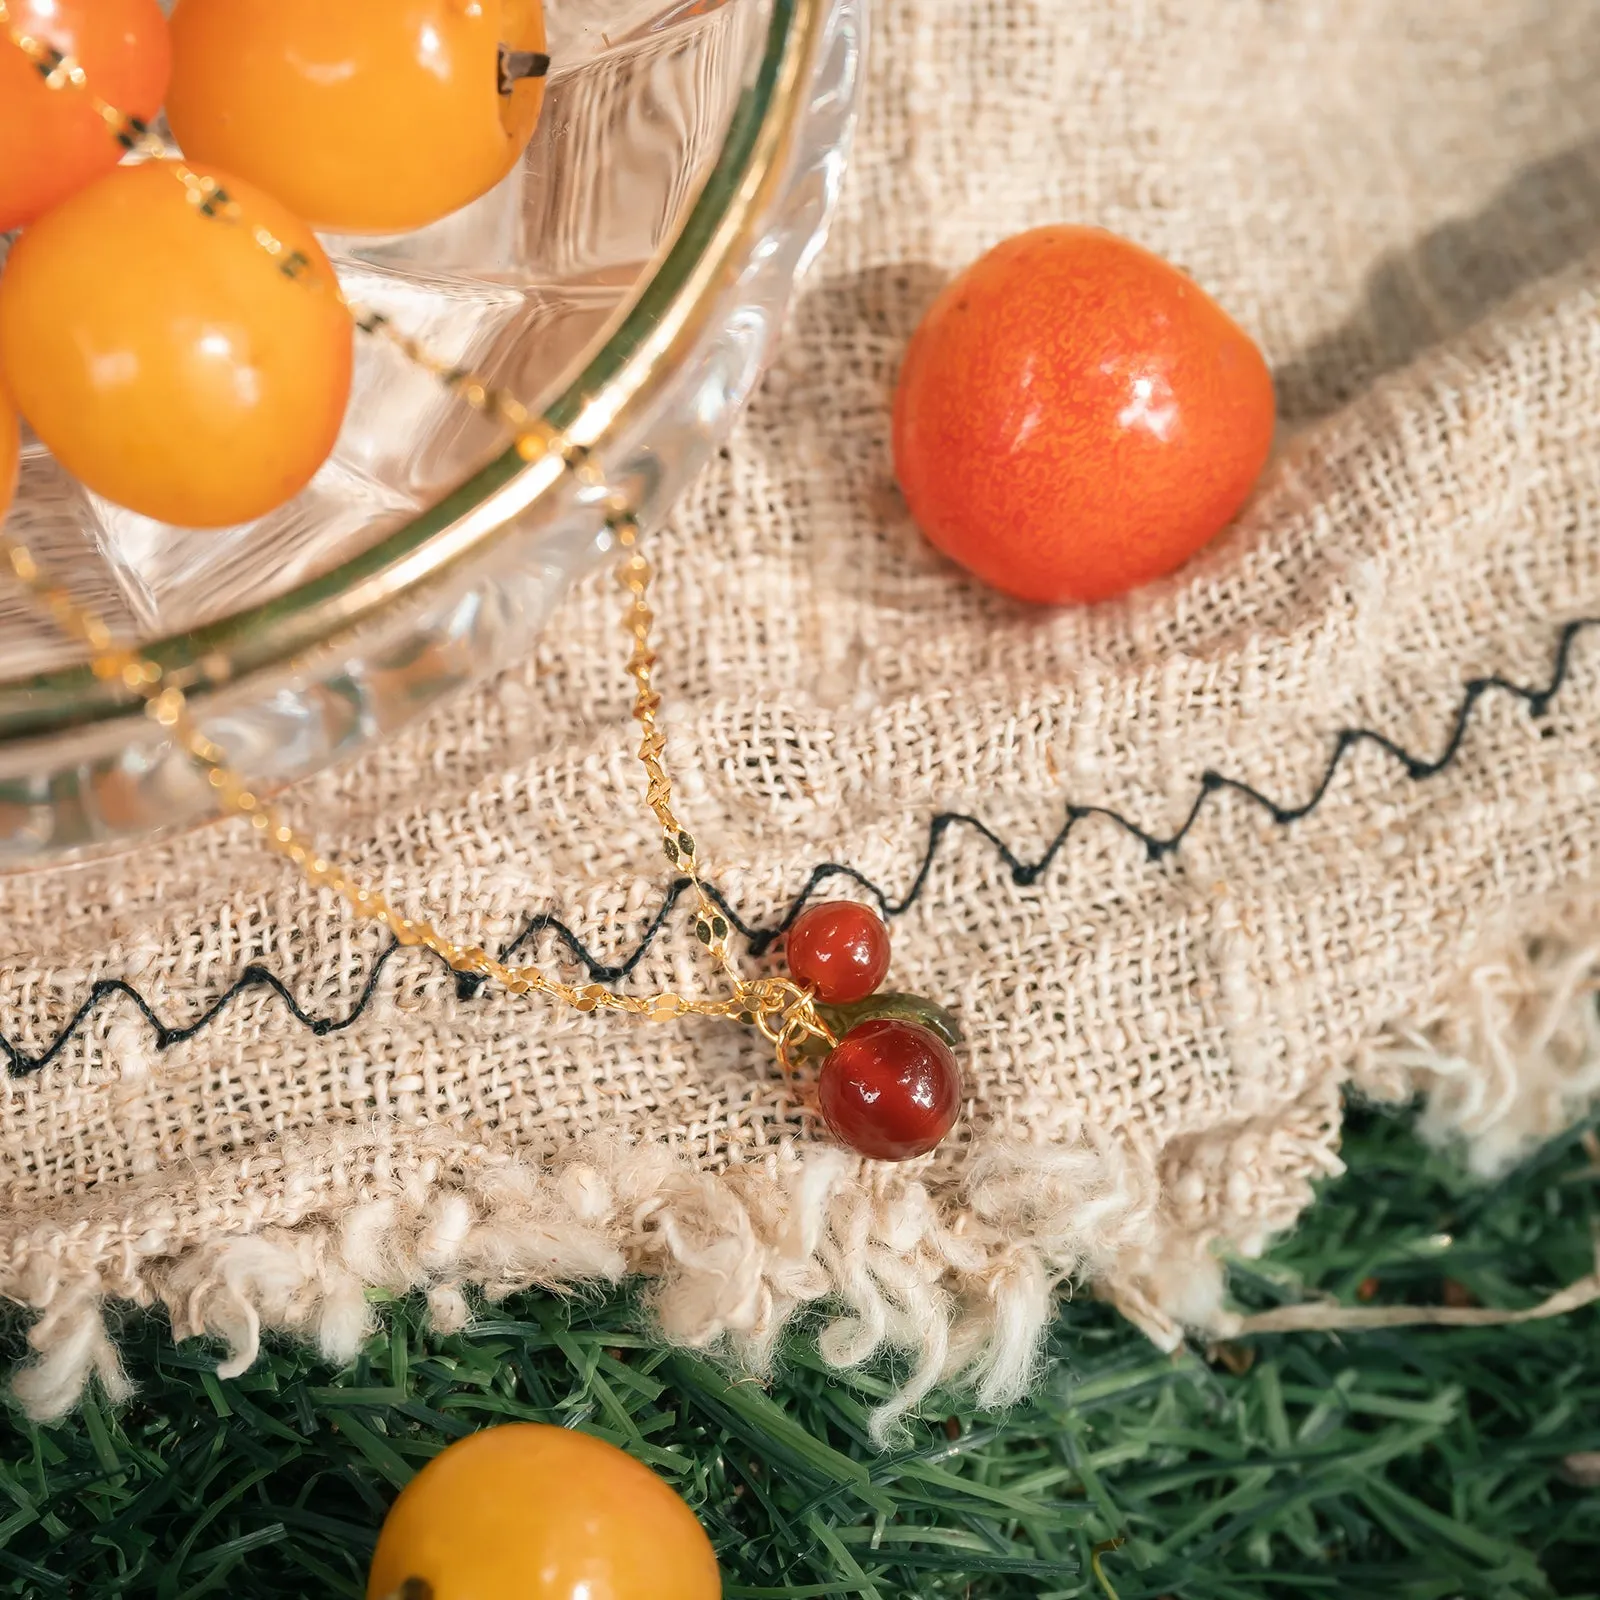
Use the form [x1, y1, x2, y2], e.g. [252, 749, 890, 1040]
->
[784, 900, 892, 1004]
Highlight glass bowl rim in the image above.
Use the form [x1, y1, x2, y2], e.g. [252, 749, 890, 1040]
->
[0, 0, 823, 744]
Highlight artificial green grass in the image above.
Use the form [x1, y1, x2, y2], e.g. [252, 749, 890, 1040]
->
[0, 1103, 1596, 1599]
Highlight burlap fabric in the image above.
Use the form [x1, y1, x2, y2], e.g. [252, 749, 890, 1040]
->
[5, 0, 1600, 1431]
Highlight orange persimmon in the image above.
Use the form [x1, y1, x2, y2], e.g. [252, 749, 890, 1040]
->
[0, 376, 18, 523]
[0, 0, 171, 232]
[166, 0, 548, 234]
[367, 1424, 721, 1600]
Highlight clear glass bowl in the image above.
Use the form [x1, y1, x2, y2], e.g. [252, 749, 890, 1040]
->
[0, 0, 862, 862]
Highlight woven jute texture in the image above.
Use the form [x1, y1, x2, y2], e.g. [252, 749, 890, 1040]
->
[5, 0, 1600, 1429]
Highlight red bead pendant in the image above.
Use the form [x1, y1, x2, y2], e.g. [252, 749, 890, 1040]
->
[818, 1018, 961, 1161]
[784, 900, 891, 1004]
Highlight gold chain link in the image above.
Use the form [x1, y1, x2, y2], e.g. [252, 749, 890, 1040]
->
[0, 473, 825, 1049]
[0, 486, 829, 1047]
[0, 5, 837, 1062]
[0, 4, 522, 397]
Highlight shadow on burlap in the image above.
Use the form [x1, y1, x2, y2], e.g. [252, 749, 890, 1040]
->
[3, 0, 1600, 1437]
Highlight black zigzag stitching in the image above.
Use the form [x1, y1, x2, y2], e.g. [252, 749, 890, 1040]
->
[2, 617, 1595, 1078]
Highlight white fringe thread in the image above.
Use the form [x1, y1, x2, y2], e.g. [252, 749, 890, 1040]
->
[9, 896, 1600, 1433]
[3, 1129, 1165, 1444]
[1355, 893, 1600, 1175]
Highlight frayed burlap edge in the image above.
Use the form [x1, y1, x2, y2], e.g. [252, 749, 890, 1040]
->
[3, 1121, 1174, 1442]
[1355, 887, 1600, 1176]
[6, 889, 1598, 1442]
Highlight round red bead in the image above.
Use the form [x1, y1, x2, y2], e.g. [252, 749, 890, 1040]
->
[818, 1018, 961, 1161]
[784, 900, 892, 1004]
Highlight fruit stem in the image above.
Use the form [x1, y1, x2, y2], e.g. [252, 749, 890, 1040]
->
[498, 47, 551, 94]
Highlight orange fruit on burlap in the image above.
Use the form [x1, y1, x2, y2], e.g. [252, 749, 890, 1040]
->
[892, 225, 1276, 605]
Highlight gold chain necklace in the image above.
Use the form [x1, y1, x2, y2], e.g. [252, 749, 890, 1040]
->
[0, 3, 860, 1099]
[0, 454, 839, 1063]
